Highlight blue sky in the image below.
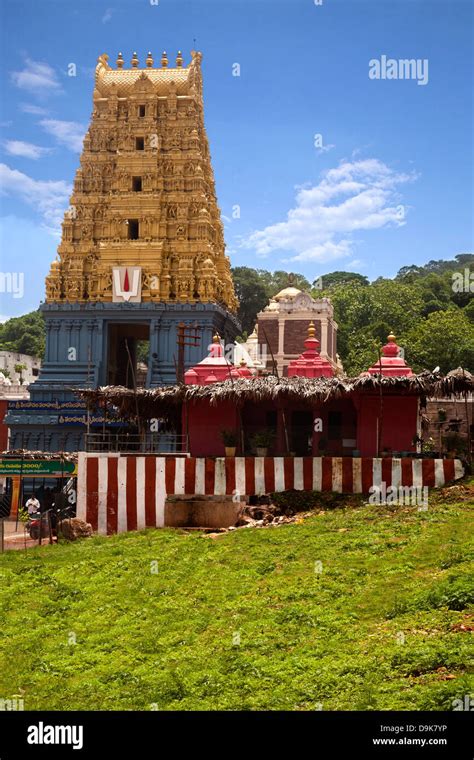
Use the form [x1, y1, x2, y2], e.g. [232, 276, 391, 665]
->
[0, 0, 472, 319]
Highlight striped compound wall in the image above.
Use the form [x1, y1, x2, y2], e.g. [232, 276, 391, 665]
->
[76, 454, 465, 535]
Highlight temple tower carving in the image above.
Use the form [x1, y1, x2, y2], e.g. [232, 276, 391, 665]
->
[45, 50, 237, 312]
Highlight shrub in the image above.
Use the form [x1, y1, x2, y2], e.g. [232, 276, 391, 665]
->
[424, 574, 474, 611]
[251, 429, 276, 449]
[442, 432, 468, 453]
[387, 573, 474, 618]
[221, 429, 237, 446]
[270, 489, 355, 513]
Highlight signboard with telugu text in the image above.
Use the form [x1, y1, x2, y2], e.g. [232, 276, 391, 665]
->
[0, 459, 77, 477]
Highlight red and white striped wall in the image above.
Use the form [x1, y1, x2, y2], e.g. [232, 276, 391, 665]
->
[76, 454, 465, 535]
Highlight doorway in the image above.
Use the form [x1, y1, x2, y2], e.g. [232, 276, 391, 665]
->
[106, 323, 150, 388]
[291, 410, 313, 455]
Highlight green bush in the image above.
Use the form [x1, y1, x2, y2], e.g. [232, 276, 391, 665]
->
[387, 573, 474, 617]
[271, 489, 361, 513]
[424, 574, 474, 611]
[271, 489, 321, 513]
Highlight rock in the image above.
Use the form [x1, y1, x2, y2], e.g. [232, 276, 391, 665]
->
[59, 518, 93, 540]
[235, 516, 254, 527]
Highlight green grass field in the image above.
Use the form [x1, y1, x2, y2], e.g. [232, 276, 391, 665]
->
[1, 483, 473, 711]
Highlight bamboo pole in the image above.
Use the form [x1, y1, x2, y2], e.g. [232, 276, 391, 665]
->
[260, 326, 289, 452]
[281, 408, 290, 454]
[125, 338, 141, 438]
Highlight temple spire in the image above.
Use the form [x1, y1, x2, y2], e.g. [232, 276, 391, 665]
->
[365, 333, 414, 377]
[287, 322, 334, 378]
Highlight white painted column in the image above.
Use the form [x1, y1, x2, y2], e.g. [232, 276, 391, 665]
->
[76, 452, 87, 522]
[155, 457, 166, 527]
[98, 456, 109, 536]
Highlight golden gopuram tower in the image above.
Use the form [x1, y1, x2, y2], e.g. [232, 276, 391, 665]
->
[46, 50, 238, 310]
[7, 51, 241, 452]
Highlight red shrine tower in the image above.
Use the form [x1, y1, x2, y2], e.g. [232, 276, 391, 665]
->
[184, 335, 252, 385]
[365, 333, 413, 377]
[287, 322, 334, 378]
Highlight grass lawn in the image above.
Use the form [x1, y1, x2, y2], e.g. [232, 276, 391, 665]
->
[0, 483, 473, 711]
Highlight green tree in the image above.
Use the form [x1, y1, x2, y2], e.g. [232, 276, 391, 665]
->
[0, 310, 45, 358]
[258, 270, 311, 296]
[343, 329, 382, 376]
[397, 253, 474, 278]
[323, 279, 424, 373]
[231, 267, 270, 334]
[313, 271, 369, 292]
[464, 299, 474, 323]
[14, 363, 27, 384]
[405, 309, 474, 373]
[231, 268, 311, 334]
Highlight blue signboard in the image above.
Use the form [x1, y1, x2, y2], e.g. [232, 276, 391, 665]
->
[57, 412, 124, 427]
[8, 400, 87, 411]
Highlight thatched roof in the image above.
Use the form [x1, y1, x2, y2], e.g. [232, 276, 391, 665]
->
[0, 450, 78, 461]
[75, 369, 474, 422]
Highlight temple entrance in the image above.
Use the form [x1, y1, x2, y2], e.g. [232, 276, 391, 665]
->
[106, 323, 149, 388]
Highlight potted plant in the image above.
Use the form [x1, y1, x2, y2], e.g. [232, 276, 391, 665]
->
[251, 429, 276, 457]
[421, 437, 436, 457]
[221, 429, 237, 457]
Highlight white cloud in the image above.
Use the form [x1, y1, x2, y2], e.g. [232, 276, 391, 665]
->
[20, 103, 49, 116]
[11, 58, 62, 96]
[3, 140, 52, 160]
[39, 119, 86, 153]
[0, 163, 71, 234]
[241, 158, 416, 263]
[346, 259, 365, 270]
[102, 8, 114, 23]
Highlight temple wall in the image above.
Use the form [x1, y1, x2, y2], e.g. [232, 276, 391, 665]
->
[77, 453, 465, 534]
[284, 319, 322, 355]
[356, 394, 419, 456]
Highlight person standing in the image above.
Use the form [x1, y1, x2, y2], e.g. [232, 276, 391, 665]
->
[25, 494, 40, 516]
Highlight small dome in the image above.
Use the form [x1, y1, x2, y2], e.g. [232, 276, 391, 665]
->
[274, 286, 302, 301]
